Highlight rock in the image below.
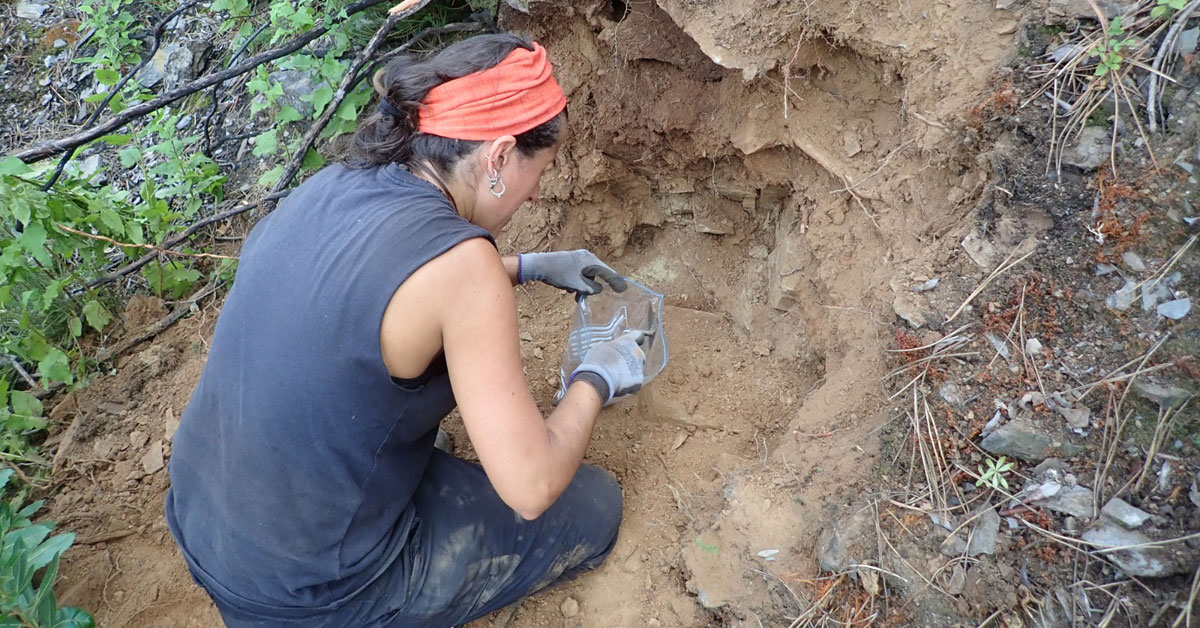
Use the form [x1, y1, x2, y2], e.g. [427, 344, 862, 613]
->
[1045, 393, 1090, 430]
[1177, 28, 1200, 56]
[1121, 251, 1145, 272]
[163, 408, 180, 442]
[981, 417, 1083, 463]
[129, 430, 149, 450]
[752, 340, 771, 357]
[996, 0, 1020, 9]
[1062, 126, 1111, 171]
[66, 154, 102, 180]
[560, 596, 579, 618]
[939, 383, 966, 407]
[1049, 0, 1133, 19]
[892, 293, 927, 329]
[15, 1, 48, 19]
[1157, 298, 1191, 320]
[767, 223, 816, 311]
[1025, 338, 1043, 355]
[1082, 521, 1189, 578]
[912, 278, 940, 293]
[1033, 458, 1067, 477]
[941, 507, 1001, 557]
[136, 43, 194, 89]
[946, 564, 967, 595]
[434, 428, 452, 453]
[1032, 485, 1095, 518]
[98, 401, 128, 415]
[269, 69, 321, 117]
[1133, 380, 1193, 410]
[962, 229, 999, 268]
[748, 244, 769, 260]
[1095, 263, 1118, 276]
[1101, 498, 1151, 529]
[141, 440, 165, 474]
[816, 525, 846, 572]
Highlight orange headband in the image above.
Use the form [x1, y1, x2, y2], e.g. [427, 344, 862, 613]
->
[417, 42, 566, 141]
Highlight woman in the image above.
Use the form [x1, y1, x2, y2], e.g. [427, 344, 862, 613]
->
[165, 34, 647, 627]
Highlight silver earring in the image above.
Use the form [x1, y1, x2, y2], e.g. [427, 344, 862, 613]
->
[487, 159, 506, 198]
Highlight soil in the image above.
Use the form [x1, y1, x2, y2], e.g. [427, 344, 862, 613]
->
[7, 0, 1198, 627]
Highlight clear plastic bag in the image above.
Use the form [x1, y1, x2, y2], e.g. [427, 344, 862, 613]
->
[556, 279, 668, 403]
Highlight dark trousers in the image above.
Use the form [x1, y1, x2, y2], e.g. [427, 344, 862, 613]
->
[211, 451, 623, 627]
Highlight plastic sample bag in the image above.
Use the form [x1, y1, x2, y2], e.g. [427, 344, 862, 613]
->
[556, 279, 668, 403]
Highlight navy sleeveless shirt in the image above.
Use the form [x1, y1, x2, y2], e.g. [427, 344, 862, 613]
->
[165, 163, 493, 614]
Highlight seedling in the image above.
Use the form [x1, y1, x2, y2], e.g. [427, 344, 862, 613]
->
[1152, 0, 1187, 20]
[1093, 18, 1136, 77]
[977, 456, 1015, 491]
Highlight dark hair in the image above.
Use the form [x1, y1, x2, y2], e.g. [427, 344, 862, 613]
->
[348, 34, 564, 177]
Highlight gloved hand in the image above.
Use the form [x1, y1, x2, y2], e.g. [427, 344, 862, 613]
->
[570, 331, 647, 406]
[518, 250, 627, 295]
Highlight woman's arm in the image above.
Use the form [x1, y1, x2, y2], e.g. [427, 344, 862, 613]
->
[501, 255, 520, 286]
[391, 238, 603, 520]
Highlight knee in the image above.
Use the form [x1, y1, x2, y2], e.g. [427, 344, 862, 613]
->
[572, 465, 623, 539]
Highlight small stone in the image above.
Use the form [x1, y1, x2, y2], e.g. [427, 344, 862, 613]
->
[1062, 126, 1111, 171]
[1095, 263, 1118, 276]
[1033, 458, 1067, 477]
[941, 507, 1000, 557]
[53, 38, 67, 48]
[129, 430, 149, 450]
[946, 564, 966, 595]
[892, 294, 927, 329]
[15, 1, 48, 19]
[1049, 0, 1133, 19]
[519, 331, 534, 342]
[532, 347, 543, 360]
[560, 596, 579, 618]
[1133, 380, 1193, 410]
[748, 245, 769, 260]
[1121, 251, 1146, 272]
[1105, 279, 1139, 311]
[1031, 484, 1095, 518]
[913, 278, 940, 293]
[1064, 516, 1078, 534]
[1101, 498, 1151, 529]
[1025, 338, 1043, 355]
[164, 408, 180, 442]
[1157, 298, 1191, 320]
[939, 383, 966, 407]
[982, 417, 1084, 463]
[141, 440, 165, 474]
[98, 401, 128, 415]
[752, 340, 771, 357]
[816, 526, 846, 572]
[1082, 521, 1188, 578]
[135, 43, 193, 89]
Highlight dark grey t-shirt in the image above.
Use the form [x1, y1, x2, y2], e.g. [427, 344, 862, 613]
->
[165, 163, 493, 614]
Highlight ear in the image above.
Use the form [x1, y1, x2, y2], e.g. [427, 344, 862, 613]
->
[485, 136, 518, 169]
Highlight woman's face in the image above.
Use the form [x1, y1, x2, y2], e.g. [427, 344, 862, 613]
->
[471, 132, 565, 235]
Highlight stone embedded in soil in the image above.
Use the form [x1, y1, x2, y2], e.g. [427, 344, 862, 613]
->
[946, 564, 967, 595]
[816, 525, 847, 572]
[1101, 498, 1151, 529]
[892, 293, 928, 329]
[1061, 126, 1111, 171]
[1031, 485, 1095, 518]
[980, 417, 1084, 463]
[940, 507, 1000, 557]
[1132, 380, 1193, 410]
[1157, 298, 1191, 320]
[130, 430, 149, 450]
[1049, 0, 1133, 19]
[939, 383, 966, 407]
[15, 1, 47, 19]
[141, 440, 164, 474]
[1081, 521, 1189, 578]
[560, 596, 579, 618]
[1121, 251, 1146, 273]
[135, 43, 193, 89]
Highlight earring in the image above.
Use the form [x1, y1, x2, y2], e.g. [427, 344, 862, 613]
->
[487, 158, 506, 198]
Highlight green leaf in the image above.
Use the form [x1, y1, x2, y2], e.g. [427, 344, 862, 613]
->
[257, 165, 284, 187]
[0, 468, 14, 493]
[18, 222, 52, 266]
[27, 532, 74, 571]
[695, 537, 719, 555]
[278, 105, 304, 123]
[0, 156, 32, 176]
[251, 128, 278, 157]
[96, 133, 133, 147]
[309, 85, 334, 116]
[10, 390, 42, 420]
[94, 68, 120, 86]
[54, 607, 96, 628]
[39, 348, 72, 385]
[118, 146, 141, 168]
[16, 499, 44, 520]
[301, 148, 324, 171]
[68, 317, 83, 339]
[82, 300, 111, 332]
[98, 208, 124, 236]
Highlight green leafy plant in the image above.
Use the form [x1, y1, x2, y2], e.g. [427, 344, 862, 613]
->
[1093, 17, 1137, 77]
[0, 469, 94, 628]
[1152, 0, 1187, 20]
[977, 456, 1015, 491]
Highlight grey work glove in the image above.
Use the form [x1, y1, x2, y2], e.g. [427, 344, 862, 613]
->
[518, 250, 628, 295]
[570, 330, 647, 406]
